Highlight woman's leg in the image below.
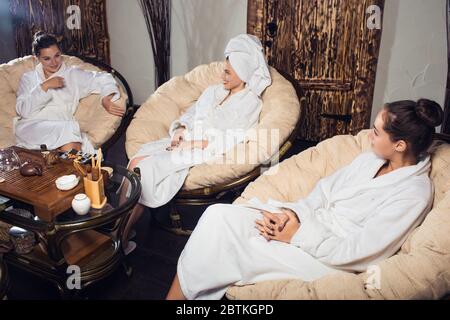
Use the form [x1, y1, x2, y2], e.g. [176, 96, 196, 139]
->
[119, 156, 150, 204]
[58, 142, 82, 152]
[120, 156, 150, 252]
[122, 203, 145, 251]
[172, 203, 337, 300]
[15, 120, 85, 152]
[166, 273, 186, 300]
[173, 204, 261, 300]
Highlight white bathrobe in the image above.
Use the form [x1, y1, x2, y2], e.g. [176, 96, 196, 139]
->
[133, 84, 262, 207]
[14, 62, 120, 153]
[131, 33, 271, 208]
[177, 151, 434, 300]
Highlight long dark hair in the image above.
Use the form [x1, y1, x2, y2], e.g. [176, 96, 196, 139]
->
[383, 99, 443, 159]
[32, 31, 60, 56]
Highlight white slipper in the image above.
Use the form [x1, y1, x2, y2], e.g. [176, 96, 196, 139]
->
[124, 241, 137, 256]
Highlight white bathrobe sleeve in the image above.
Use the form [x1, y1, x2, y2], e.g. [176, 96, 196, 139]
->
[16, 73, 52, 119]
[289, 185, 431, 272]
[204, 94, 262, 155]
[204, 128, 247, 155]
[168, 86, 220, 139]
[168, 102, 197, 139]
[72, 67, 120, 101]
[282, 152, 374, 214]
[274, 161, 350, 216]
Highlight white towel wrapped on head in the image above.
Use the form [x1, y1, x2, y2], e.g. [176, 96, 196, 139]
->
[224, 34, 272, 96]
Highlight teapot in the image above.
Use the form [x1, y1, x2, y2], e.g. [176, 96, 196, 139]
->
[20, 162, 43, 177]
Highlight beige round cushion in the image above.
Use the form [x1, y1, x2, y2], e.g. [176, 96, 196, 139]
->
[226, 129, 450, 299]
[0, 55, 127, 149]
[126, 61, 301, 191]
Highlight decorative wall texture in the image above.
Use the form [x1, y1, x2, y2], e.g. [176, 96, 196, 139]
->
[10, 0, 110, 63]
[248, 0, 384, 141]
[139, 0, 171, 88]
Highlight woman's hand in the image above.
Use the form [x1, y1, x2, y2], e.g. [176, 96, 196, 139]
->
[171, 127, 186, 147]
[171, 140, 208, 150]
[255, 208, 300, 243]
[102, 94, 125, 117]
[255, 211, 286, 236]
[197, 140, 209, 149]
[41, 76, 65, 92]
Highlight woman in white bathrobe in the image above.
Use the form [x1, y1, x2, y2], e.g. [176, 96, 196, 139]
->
[14, 32, 124, 153]
[121, 34, 272, 254]
[166, 98, 444, 300]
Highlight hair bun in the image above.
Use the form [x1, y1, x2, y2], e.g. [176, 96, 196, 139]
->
[33, 31, 47, 40]
[415, 98, 444, 127]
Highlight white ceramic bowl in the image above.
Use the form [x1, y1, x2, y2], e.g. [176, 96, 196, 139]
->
[55, 174, 80, 191]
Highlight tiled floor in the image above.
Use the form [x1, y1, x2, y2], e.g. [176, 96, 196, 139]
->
[6, 135, 316, 299]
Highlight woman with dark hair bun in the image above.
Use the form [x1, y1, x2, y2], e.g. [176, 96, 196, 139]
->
[166, 98, 443, 300]
[14, 32, 124, 153]
[381, 99, 444, 160]
[32, 31, 59, 56]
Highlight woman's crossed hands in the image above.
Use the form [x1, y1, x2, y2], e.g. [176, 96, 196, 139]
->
[255, 208, 300, 243]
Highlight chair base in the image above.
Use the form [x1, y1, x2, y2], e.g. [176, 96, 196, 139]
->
[151, 189, 241, 236]
[155, 219, 193, 236]
[151, 202, 207, 236]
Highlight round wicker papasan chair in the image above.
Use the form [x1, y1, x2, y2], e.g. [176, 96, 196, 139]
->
[125, 61, 303, 234]
[224, 129, 450, 300]
[0, 54, 135, 154]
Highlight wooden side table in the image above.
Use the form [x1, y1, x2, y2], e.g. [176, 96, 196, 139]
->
[0, 147, 85, 222]
[0, 148, 141, 298]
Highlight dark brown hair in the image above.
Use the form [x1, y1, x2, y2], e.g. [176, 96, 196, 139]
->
[383, 99, 443, 159]
[32, 31, 60, 56]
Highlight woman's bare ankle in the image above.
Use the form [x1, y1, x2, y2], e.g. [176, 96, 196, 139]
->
[59, 142, 82, 152]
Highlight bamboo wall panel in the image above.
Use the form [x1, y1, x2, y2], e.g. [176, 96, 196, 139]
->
[10, 0, 110, 63]
[248, 0, 384, 141]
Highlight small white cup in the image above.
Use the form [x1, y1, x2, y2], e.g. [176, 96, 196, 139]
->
[71, 193, 91, 215]
[56, 174, 79, 191]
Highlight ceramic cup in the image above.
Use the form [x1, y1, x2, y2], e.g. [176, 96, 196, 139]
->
[56, 174, 79, 191]
[71, 193, 91, 215]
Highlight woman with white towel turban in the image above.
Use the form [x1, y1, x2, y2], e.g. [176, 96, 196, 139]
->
[121, 34, 272, 255]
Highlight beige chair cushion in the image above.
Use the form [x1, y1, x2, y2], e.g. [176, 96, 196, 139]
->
[126, 61, 301, 190]
[226, 129, 450, 300]
[0, 55, 127, 149]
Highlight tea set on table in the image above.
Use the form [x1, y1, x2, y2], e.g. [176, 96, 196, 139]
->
[0, 145, 113, 216]
[58, 147, 113, 215]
